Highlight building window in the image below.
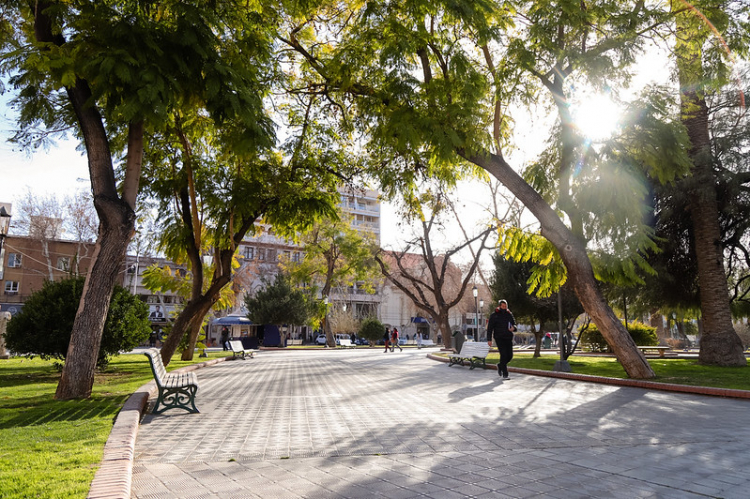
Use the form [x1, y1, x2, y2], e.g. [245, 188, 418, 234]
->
[57, 257, 71, 272]
[7, 253, 21, 268]
[292, 251, 300, 263]
[267, 249, 276, 261]
[258, 248, 266, 261]
[244, 246, 255, 260]
[4, 281, 19, 294]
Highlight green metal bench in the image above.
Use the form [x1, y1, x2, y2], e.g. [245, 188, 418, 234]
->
[144, 348, 199, 414]
[448, 342, 491, 370]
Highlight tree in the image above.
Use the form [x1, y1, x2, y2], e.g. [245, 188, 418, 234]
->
[375, 191, 494, 350]
[280, 1, 657, 378]
[358, 317, 385, 345]
[244, 273, 315, 347]
[1, 1, 279, 398]
[283, 209, 380, 347]
[490, 253, 583, 357]
[4, 277, 150, 368]
[13, 189, 65, 280]
[671, 1, 748, 366]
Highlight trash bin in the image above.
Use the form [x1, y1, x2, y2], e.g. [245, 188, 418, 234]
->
[452, 330, 465, 352]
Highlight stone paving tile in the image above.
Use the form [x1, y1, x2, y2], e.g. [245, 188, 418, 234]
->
[132, 349, 750, 498]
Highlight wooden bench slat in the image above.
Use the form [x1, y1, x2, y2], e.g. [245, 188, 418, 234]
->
[448, 342, 491, 370]
[229, 340, 254, 359]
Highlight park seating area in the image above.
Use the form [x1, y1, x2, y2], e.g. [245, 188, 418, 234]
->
[448, 341, 491, 370]
[636, 346, 672, 358]
[229, 340, 254, 359]
[143, 348, 200, 414]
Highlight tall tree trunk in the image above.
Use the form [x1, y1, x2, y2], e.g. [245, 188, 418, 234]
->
[56, 198, 134, 399]
[160, 269, 232, 365]
[34, 2, 142, 399]
[650, 310, 667, 344]
[675, 11, 745, 366]
[461, 150, 655, 379]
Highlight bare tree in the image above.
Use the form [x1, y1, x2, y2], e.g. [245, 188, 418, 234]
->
[375, 192, 494, 350]
[14, 189, 64, 280]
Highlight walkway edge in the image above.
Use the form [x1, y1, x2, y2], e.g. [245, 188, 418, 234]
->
[426, 353, 750, 400]
[87, 356, 230, 499]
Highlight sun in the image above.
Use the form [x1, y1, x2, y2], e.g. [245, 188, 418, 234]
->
[572, 94, 622, 142]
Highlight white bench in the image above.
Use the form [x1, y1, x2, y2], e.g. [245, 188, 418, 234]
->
[448, 341, 491, 370]
[144, 348, 199, 414]
[421, 339, 435, 347]
[338, 338, 355, 348]
[229, 340, 254, 359]
[636, 345, 670, 358]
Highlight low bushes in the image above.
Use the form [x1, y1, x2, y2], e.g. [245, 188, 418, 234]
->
[580, 321, 658, 353]
[4, 277, 151, 368]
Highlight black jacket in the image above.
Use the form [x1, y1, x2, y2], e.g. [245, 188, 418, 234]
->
[487, 308, 516, 341]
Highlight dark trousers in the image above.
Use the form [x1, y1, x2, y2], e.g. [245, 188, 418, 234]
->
[496, 339, 514, 376]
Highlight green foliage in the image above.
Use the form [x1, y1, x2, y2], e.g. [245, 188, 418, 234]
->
[580, 321, 658, 352]
[282, 210, 380, 295]
[4, 277, 150, 368]
[490, 252, 583, 328]
[244, 273, 315, 329]
[496, 225, 567, 298]
[358, 317, 385, 343]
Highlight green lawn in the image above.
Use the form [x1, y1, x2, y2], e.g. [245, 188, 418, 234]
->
[0, 352, 227, 499]
[478, 353, 750, 390]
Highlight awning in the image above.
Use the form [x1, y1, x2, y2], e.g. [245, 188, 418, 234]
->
[212, 315, 253, 325]
[411, 317, 429, 323]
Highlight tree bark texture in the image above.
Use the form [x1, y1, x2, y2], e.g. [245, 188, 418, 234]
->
[676, 12, 746, 367]
[34, 2, 141, 399]
[55, 196, 135, 399]
[462, 150, 656, 379]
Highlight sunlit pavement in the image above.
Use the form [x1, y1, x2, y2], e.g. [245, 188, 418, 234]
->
[131, 348, 750, 498]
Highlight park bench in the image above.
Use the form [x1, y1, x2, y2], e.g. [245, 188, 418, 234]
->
[143, 348, 199, 414]
[337, 338, 355, 348]
[448, 341, 491, 370]
[229, 340, 254, 359]
[421, 339, 435, 347]
[636, 345, 670, 358]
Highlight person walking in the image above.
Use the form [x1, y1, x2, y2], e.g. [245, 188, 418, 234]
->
[487, 299, 516, 380]
[416, 331, 423, 349]
[383, 327, 391, 353]
[391, 327, 403, 352]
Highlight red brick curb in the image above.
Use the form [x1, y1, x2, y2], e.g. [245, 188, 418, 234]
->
[87, 355, 231, 499]
[426, 353, 750, 400]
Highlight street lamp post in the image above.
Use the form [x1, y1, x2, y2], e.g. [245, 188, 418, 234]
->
[479, 299, 484, 341]
[472, 285, 478, 341]
[0, 206, 11, 359]
[323, 296, 329, 346]
[0, 206, 11, 281]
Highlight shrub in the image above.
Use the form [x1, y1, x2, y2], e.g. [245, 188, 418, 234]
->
[735, 324, 750, 350]
[579, 321, 658, 353]
[358, 317, 385, 344]
[4, 277, 151, 368]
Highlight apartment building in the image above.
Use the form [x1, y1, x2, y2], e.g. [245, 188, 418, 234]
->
[0, 234, 96, 316]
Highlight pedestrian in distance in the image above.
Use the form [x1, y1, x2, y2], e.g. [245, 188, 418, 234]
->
[416, 331, 423, 349]
[383, 327, 391, 353]
[391, 327, 403, 352]
[487, 299, 516, 380]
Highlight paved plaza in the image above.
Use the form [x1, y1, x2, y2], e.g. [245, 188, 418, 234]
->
[131, 349, 750, 498]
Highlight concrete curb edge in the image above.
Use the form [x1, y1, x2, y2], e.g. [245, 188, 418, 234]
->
[87, 355, 231, 499]
[426, 353, 750, 400]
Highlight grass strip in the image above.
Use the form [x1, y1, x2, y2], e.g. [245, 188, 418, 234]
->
[452, 353, 750, 391]
[0, 352, 227, 499]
